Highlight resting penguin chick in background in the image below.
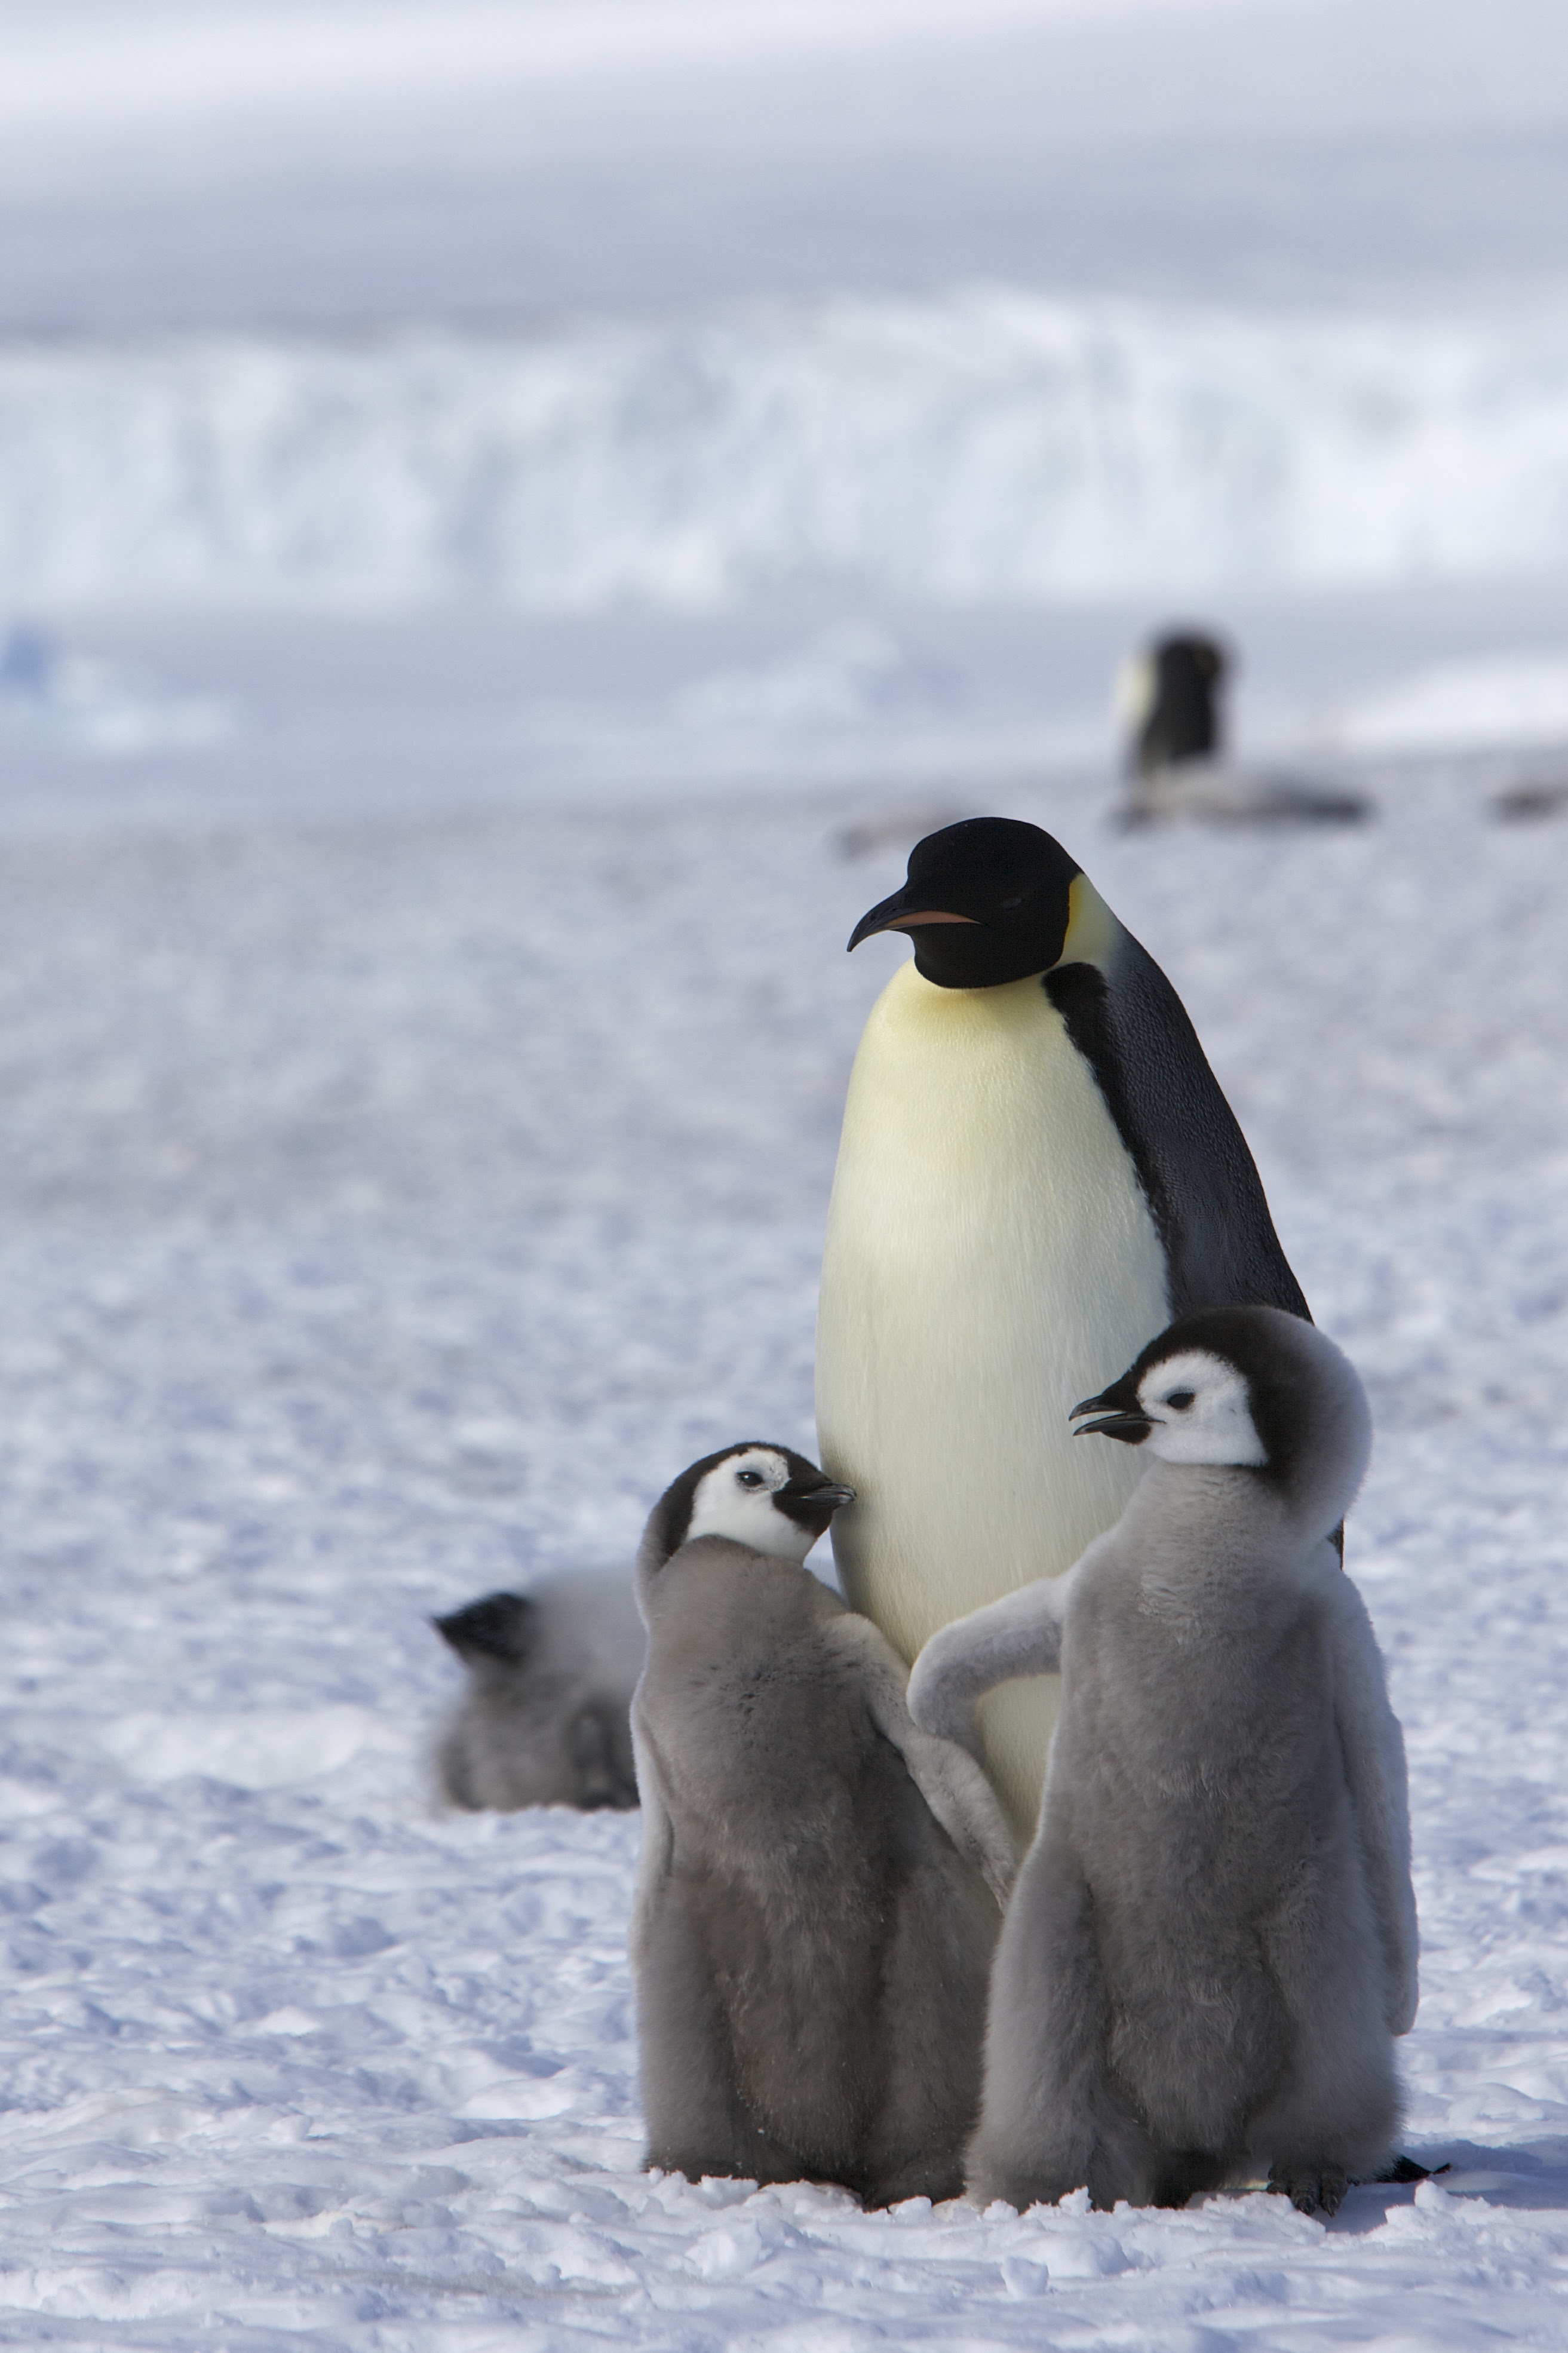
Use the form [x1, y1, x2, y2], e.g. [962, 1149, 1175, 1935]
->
[910, 1307, 1417, 2219]
[432, 1572, 643, 1811]
[631, 1442, 1017, 2206]
[818, 815, 1311, 1837]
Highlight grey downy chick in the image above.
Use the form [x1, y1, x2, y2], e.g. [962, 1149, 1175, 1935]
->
[632, 1441, 1018, 2207]
[909, 1306, 1417, 2220]
[433, 1571, 643, 1811]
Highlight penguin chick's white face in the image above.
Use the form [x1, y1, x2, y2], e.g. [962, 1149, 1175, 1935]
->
[1074, 1306, 1371, 1534]
[1074, 1345, 1267, 1468]
[686, 1449, 831, 1564]
[1133, 1350, 1268, 1468]
[642, 1441, 856, 1575]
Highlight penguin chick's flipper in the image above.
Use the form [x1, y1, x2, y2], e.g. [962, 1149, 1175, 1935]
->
[1327, 1578, 1419, 2036]
[432, 1591, 535, 1667]
[823, 1614, 1018, 1907]
[906, 1572, 1077, 1754]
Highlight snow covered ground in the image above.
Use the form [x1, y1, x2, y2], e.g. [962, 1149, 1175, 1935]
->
[2, 757, 1567, 2346]
[2, 0, 1568, 2343]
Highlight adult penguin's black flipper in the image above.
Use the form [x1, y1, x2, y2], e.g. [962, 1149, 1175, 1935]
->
[1044, 932, 1310, 1326]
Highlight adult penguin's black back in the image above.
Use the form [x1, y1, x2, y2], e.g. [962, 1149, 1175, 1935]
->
[815, 817, 1308, 1833]
[1042, 935, 1308, 1324]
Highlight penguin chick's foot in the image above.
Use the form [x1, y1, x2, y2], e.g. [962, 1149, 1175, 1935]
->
[1147, 2150, 1230, 2208]
[1268, 2164, 1349, 2220]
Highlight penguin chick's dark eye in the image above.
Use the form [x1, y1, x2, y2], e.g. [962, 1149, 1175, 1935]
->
[1165, 1389, 1196, 1411]
[735, 1470, 766, 1489]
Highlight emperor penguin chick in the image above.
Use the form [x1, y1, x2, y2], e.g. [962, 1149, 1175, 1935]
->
[432, 1573, 643, 1812]
[631, 1442, 1018, 2206]
[910, 1308, 1417, 2220]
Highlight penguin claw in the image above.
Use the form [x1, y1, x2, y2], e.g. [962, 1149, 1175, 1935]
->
[1267, 2165, 1349, 2220]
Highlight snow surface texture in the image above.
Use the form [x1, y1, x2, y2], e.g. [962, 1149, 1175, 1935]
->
[5, 295, 1568, 611]
[1, 756, 1567, 2346]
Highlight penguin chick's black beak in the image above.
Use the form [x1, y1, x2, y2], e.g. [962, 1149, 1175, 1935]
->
[847, 885, 980, 952]
[1070, 1388, 1152, 1446]
[775, 1475, 856, 1537]
[1073, 1411, 1152, 1444]
[783, 1478, 857, 1511]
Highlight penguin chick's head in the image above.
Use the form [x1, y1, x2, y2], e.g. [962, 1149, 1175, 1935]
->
[433, 1590, 535, 1670]
[848, 817, 1083, 989]
[1072, 1305, 1371, 1530]
[641, 1444, 856, 1572]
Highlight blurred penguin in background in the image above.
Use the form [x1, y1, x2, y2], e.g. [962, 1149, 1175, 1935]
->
[433, 1572, 643, 1811]
[1116, 626, 1368, 825]
[911, 1306, 1416, 2220]
[1119, 630, 1229, 778]
[631, 1442, 1016, 2205]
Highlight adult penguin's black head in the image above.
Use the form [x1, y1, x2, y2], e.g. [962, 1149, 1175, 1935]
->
[847, 818, 1083, 989]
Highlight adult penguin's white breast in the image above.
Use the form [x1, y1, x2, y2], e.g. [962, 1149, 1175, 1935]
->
[817, 952, 1170, 1835]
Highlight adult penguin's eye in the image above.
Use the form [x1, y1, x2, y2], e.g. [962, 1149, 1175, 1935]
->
[735, 1470, 765, 1489]
[1166, 1389, 1195, 1411]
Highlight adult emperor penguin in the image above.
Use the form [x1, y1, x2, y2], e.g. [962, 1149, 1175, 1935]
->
[910, 1306, 1416, 2217]
[631, 1443, 1016, 2205]
[816, 816, 1309, 1834]
[1118, 629, 1228, 778]
[1114, 630, 1370, 826]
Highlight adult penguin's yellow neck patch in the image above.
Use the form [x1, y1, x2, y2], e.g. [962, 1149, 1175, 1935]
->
[1057, 873, 1120, 974]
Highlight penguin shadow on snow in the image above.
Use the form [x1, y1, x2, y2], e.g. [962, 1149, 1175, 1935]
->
[431, 1571, 643, 1812]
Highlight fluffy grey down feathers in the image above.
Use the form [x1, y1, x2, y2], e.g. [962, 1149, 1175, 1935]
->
[435, 1572, 643, 1812]
[911, 1308, 1417, 2214]
[630, 1466, 1018, 2206]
